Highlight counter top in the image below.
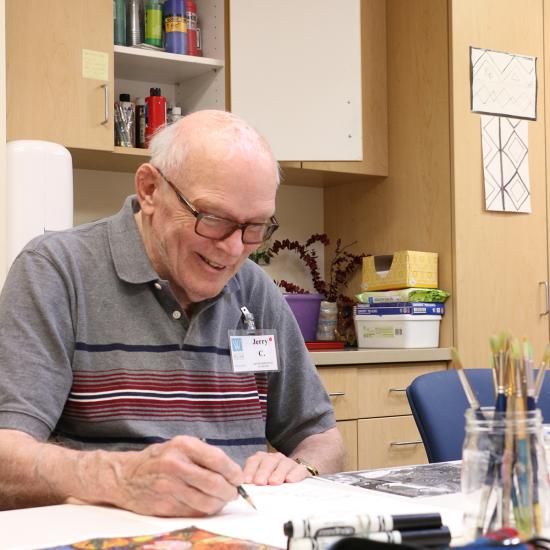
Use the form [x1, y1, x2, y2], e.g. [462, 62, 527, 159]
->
[310, 347, 452, 366]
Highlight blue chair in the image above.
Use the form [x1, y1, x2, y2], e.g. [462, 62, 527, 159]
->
[406, 369, 550, 463]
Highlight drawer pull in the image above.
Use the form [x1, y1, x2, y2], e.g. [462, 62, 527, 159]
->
[328, 392, 346, 397]
[390, 440, 422, 446]
[389, 388, 407, 393]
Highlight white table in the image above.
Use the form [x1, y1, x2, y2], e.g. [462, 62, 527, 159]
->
[0, 477, 468, 550]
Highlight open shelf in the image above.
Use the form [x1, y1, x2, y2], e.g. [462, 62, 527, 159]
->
[114, 45, 224, 84]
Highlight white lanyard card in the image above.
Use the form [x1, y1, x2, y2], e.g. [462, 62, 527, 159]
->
[228, 329, 279, 373]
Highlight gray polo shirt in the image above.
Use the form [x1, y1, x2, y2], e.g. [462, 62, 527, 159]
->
[0, 196, 335, 465]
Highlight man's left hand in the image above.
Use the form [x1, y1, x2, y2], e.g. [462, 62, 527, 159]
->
[243, 451, 310, 485]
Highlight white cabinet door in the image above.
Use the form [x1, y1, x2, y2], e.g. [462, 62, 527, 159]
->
[229, 0, 362, 162]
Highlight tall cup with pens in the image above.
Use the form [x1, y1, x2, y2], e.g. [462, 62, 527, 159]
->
[456, 336, 550, 541]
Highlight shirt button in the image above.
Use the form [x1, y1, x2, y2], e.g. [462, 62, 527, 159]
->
[154, 282, 162, 290]
[172, 310, 182, 320]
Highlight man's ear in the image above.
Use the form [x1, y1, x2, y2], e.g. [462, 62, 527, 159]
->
[135, 163, 160, 215]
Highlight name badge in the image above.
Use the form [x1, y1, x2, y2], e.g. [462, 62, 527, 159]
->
[228, 329, 279, 373]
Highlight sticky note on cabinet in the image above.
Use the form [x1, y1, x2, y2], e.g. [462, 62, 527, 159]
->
[82, 49, 108, 81]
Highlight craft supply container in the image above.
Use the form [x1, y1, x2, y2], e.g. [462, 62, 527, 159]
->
[461, 407, 550, 541]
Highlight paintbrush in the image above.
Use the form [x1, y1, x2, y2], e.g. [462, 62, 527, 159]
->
[534, 343, 550, 402]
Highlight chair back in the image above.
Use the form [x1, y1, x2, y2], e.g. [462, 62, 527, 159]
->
[406, 368, 550, 463]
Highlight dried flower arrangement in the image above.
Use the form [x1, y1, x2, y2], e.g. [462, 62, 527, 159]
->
[251, 233, 367, 304]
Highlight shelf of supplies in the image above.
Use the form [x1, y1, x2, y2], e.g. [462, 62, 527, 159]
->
[114, 45, 224, 84]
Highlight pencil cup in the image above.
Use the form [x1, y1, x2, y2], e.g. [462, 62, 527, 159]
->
[461, 407, 550, 541]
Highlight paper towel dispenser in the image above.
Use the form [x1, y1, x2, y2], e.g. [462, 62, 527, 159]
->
[6, 140, 73, 267]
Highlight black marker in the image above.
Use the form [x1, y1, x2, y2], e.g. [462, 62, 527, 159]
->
[284, 512, 442, 538]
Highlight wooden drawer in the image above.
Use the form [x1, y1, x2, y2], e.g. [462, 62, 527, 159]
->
[337, 420, 358, 472]
[357, 416, 427, 469]
[317, 367, 358, 420]
[357, 362, 446, 418]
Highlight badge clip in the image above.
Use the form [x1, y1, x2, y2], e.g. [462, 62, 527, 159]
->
[240, 306, 256, 333]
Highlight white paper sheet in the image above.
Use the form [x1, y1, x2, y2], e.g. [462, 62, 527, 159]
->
[471, 47, 537, 120]
[481, 114, 531, 213]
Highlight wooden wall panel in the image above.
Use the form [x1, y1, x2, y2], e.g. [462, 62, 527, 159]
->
[450, 0, 548, 367]
[324, 0, 454, 348]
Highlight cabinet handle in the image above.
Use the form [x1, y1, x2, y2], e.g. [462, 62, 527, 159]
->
[101, 83, 109, 125]
[539, 281, 549, 316]
[390, 440, 422, 446]
[328, 392, 346, 397]
[389, 388, 407, 393]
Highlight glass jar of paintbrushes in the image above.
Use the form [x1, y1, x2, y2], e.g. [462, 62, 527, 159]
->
[454, 335, 550, 541]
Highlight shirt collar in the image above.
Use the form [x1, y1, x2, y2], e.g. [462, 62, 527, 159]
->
[108, 195, 159, 284]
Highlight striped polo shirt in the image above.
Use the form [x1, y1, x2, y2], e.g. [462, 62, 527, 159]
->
[0, 196, 335, 465]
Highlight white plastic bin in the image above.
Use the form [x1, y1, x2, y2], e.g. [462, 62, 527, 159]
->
[354, 313, 441, 348]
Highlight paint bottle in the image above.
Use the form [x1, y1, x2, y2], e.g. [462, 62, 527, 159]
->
[145, 88, 166, 146]
[167, 105, 183, 125]
[186, 0, 198, 56]
[135, 97, 147, 148]
[145, 0, 163, 48]
[163, 0, 187, 54]
[114, 0, 126, 46]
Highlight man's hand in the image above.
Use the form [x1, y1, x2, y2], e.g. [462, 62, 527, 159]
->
[110, 436, 245, 517]
[243, 451, 310, 485]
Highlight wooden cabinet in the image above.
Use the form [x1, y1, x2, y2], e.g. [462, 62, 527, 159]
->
[325, 0, 550, 367]
[6, 1, 388, 179]
[318, 361, 445, 470]
[7, 0, 114, 151]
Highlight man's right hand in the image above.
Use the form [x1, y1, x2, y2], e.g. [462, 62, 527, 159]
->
[106, 435, 245, 517]
[0, 430, 244, 517]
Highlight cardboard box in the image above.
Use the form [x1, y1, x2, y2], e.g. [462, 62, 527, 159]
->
[361, 251, 438, 291]
[354, 314, 441, 348]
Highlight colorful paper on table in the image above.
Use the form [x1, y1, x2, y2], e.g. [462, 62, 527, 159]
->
[43, 525, 282, 550]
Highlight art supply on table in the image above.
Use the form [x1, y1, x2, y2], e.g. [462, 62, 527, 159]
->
[145, 0, 163, 48]
[145, 87, 166, 146]
[114, 93, 136, 148]
[135, 97, 146, 148]
[284, 512, 442, 538]
[126, 0, 144, 46]
[459, 333, 550, 541]
[114, 0, 126, 46]
[237, 485, 256, 510]
[186, 0, 198, 56]
[163, 0, 187, 54]
[284, 513, 449, 550]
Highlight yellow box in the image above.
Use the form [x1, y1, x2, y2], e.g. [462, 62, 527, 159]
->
[361, 251, 438, 291]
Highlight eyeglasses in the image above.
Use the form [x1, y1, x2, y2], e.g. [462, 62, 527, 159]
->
[154, 168, 279, 244]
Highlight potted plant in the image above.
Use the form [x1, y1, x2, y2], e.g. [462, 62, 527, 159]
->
[251, 234, 367, 343]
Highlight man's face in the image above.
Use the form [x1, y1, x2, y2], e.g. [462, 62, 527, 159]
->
[149, 150, 277, 308]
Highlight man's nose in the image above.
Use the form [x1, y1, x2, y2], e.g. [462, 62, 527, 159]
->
[217, 227, 246, 256]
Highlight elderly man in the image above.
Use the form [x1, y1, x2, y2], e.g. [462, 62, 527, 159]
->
[0, 110, 343, 517]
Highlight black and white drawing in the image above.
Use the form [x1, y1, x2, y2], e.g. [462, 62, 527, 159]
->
[481, 114, 530, 213]
[471, 47, 537, 120]
[321, 462, 462, 498]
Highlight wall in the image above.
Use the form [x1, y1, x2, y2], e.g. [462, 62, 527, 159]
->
[0, 0, 6, 284]
[74, 169, 324, 290]
[450, 0, 548, 367]
[324, 0, 454, 346]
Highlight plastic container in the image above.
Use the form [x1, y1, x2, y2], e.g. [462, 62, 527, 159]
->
[163, 0, 187, 54]
[354, 313, 441, 348]
[167, 105, 183, 124]
[316, 301, 337, 341]
[145, 0, 163, 47]
[114, 0, 126, 46]
[284, 293, 323, 342]
[145, 87, 166, 146]
[114, 93, 136, 147]
[462, 408, 550, 540]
